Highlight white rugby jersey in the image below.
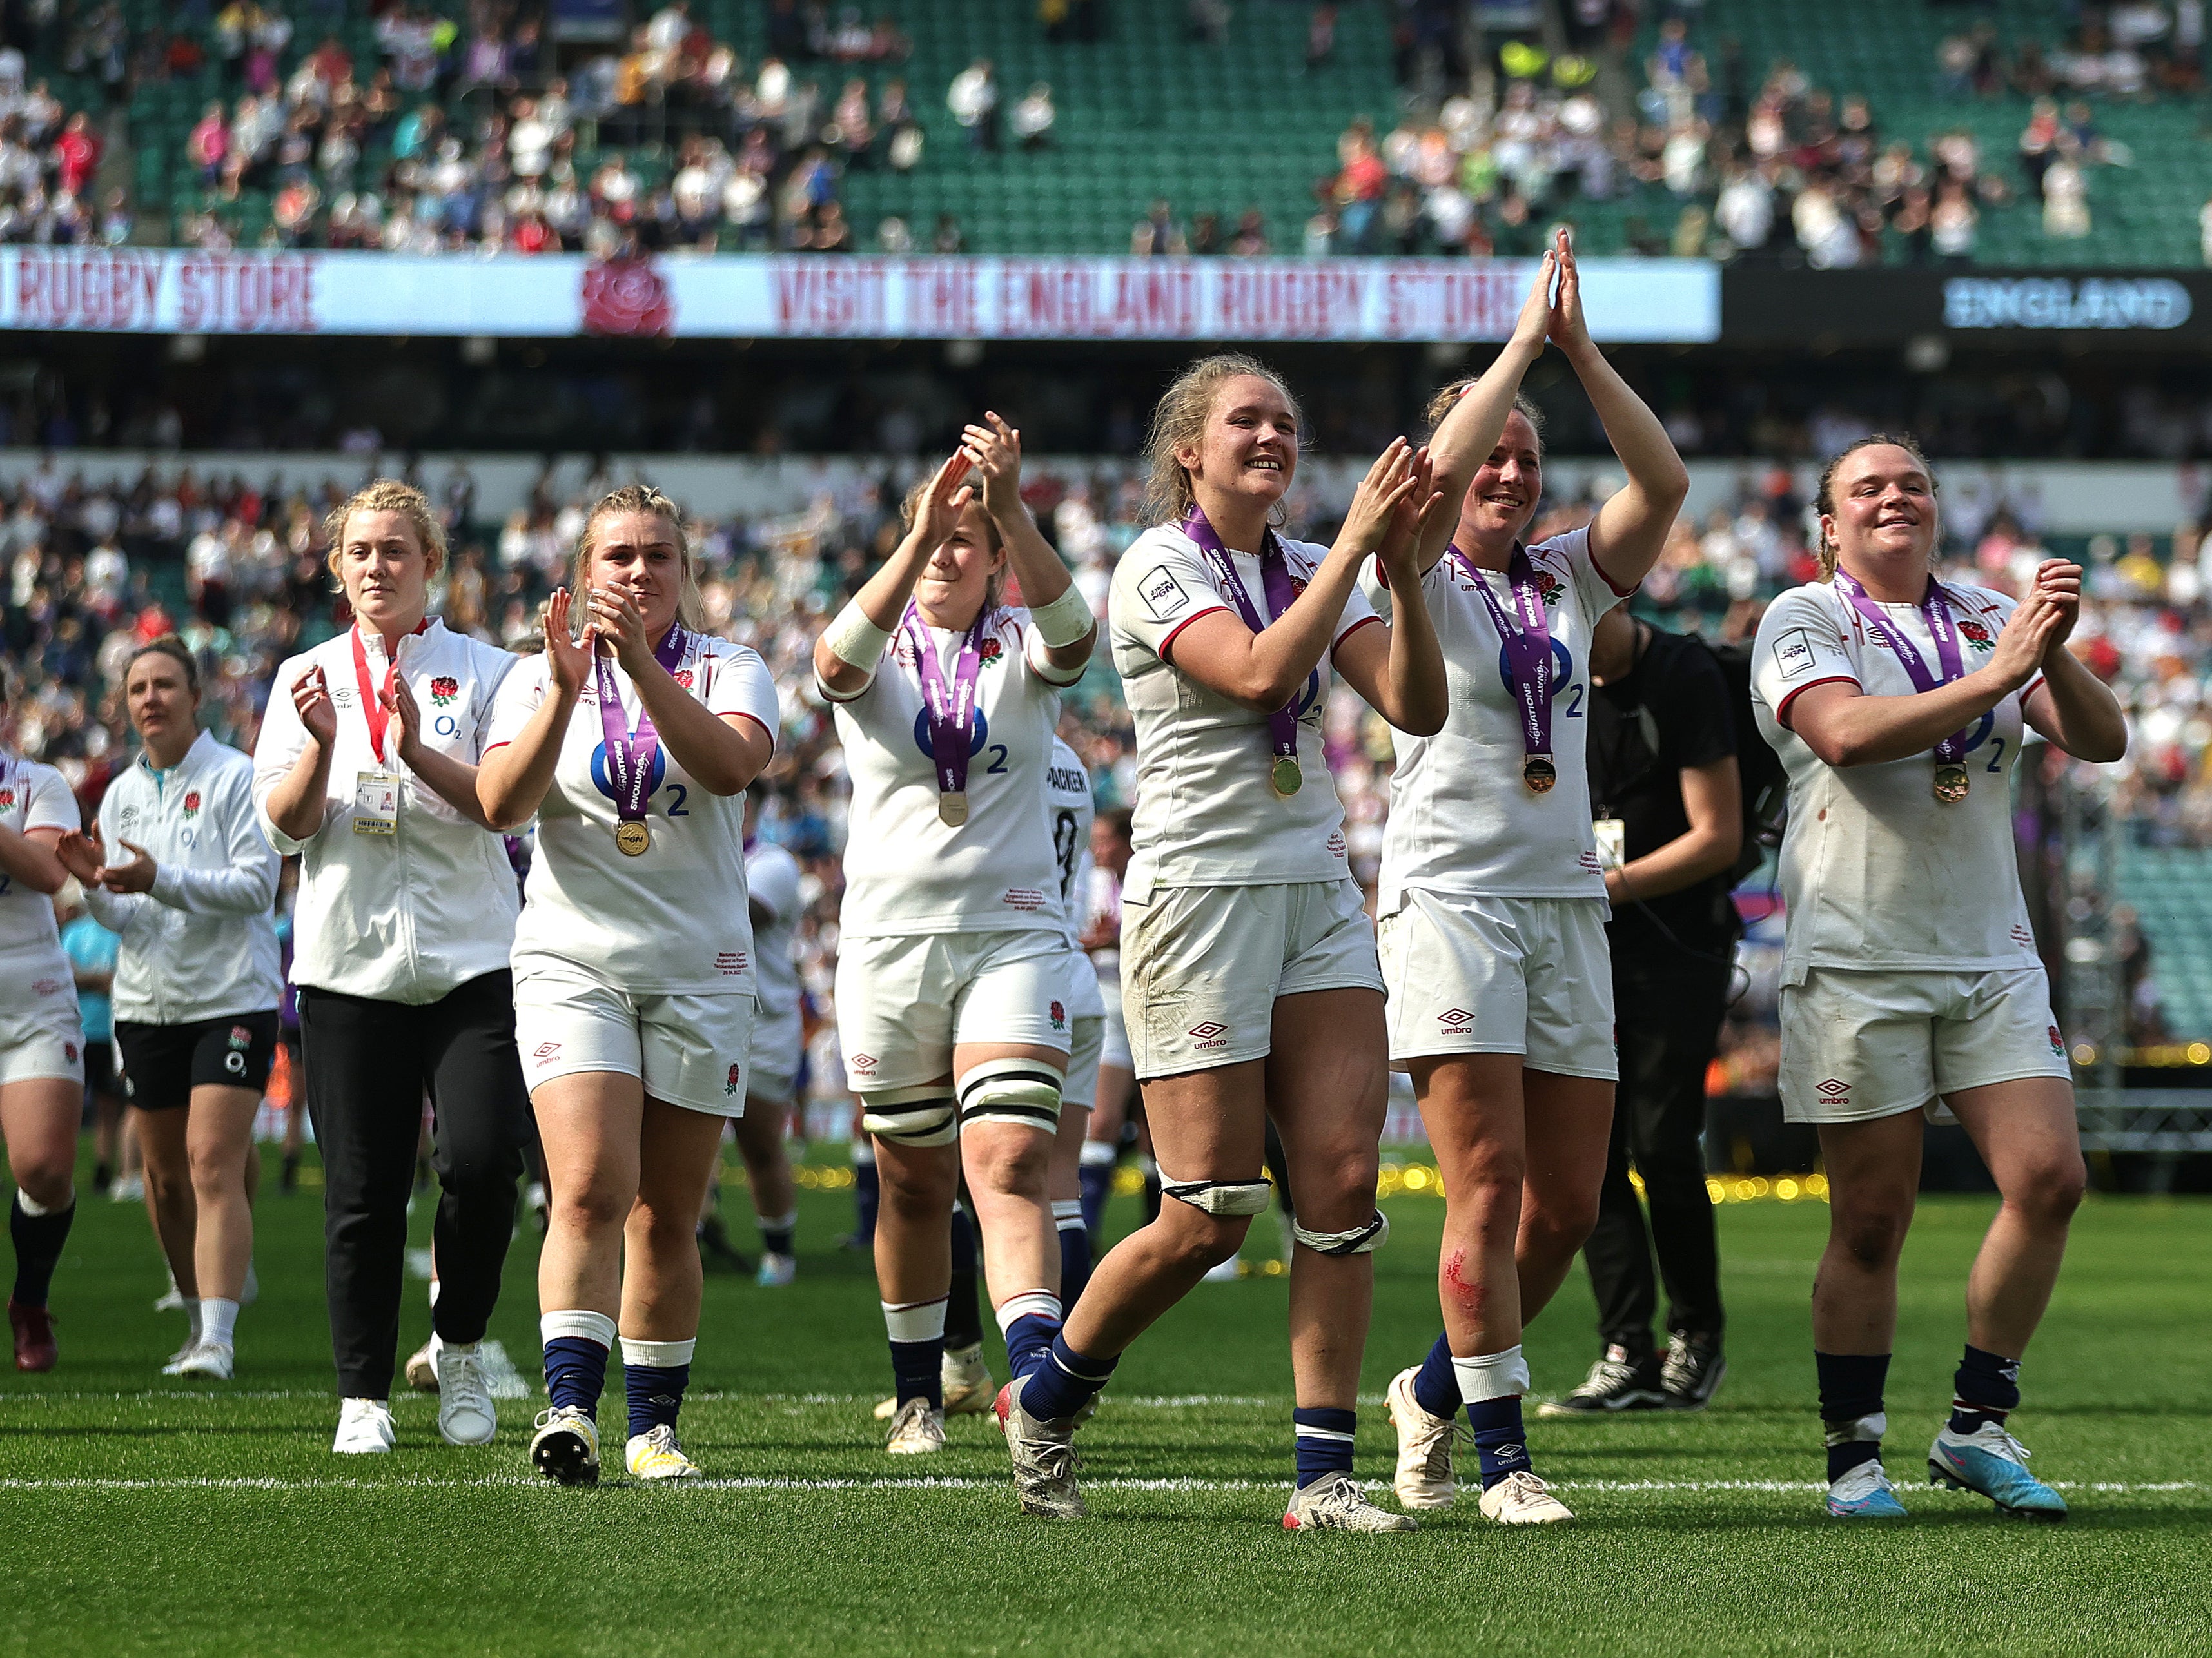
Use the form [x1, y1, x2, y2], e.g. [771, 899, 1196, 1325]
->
[745, 835, 805, 1066]
[1752, 577, 2044, 980]
[1045, 737, 1106, 1020]
[827, 607, 1077, 939]
[255, 618, 522, 1004]
[1363, 524, 1629, 913]
[1109, 523, 1378, 899]
[0, 753, 77, 1002]
[86, 730, 282, 1024]
[486, 631, 779, 995]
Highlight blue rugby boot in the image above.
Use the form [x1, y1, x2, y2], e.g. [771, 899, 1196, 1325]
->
[1826, 1459, 1909, 1519]
[1928, 1421, 2068, 1521]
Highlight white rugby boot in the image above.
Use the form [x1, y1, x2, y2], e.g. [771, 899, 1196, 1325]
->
[1283, 1472, 1418, 1533]
[174, 1340, 234, 1380]
[885, 1395, 946, 1454]
[1477, 1469, 1576, 1524]
[1385, 1365, 1459, 1511]
[625, 1424, 702, 1480]
[529, 1405, 601, 1486]
[994, 1377, 1085, 1519]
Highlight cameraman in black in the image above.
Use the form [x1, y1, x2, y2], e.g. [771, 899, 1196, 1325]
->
[1543, 604, 1743, 1416]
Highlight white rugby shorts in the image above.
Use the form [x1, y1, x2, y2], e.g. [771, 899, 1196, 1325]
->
[513, 964, 758, 1118]
[1099, 986, 1133, 1073]
[836, 928, 1072, 1092]
[1121, 879, 1383, 1080]
[0, 980, 84, 1087]
[1378, 890, 1617, 1079]
[746, 1005, 805, 1107]
[1780, 963, 2070, 1124]
[1061, 1014, 1105, 1112]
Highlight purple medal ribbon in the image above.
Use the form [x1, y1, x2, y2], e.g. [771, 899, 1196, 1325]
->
[1450, 541, 1556, 773]
[1180, 506, 1315, 772]
[595, 624, 690, 824]
[902, 600, 990, 803]
[1832, 569, 1970, 763]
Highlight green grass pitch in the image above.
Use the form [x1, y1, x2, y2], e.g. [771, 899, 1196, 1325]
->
[1, 1153, 2206, 1657]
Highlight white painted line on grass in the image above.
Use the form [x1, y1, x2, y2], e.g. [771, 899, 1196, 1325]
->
[0, 1475, 2195, 1496]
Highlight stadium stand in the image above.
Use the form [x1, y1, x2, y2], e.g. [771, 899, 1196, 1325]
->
[7, 0, 2202, 259]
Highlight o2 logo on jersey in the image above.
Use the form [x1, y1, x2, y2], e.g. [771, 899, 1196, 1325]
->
[1494, 637, 1578, 701]
[914, 707, 1012, 782]
[589, 741, 668, 801]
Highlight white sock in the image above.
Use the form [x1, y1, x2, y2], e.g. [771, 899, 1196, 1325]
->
[200, 1298, 239, 1348]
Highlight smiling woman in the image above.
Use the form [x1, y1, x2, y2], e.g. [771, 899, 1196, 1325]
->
[250, 477, 534, 1458]
[473, 482, 779, 1488]
[809, 413, 1099, 1459]
[990, 354, 1450, 1533]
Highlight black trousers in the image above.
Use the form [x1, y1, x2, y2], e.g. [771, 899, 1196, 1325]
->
[299, 971, 531, 1399]
[1583, 939, 1732, 1353]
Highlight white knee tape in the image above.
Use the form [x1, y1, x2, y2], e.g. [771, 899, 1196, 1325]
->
[861, 1086, 958, 1147]
[1291, 1210, 1390, 1256]
[956, 1057, 1064, 1134]
[1159, 1172, 1273, 1216]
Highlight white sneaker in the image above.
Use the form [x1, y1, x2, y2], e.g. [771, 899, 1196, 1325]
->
[1386, 1365, 1459, 1510]
[625, 1423, 701, 1479]
[530, 1405, 601, 1485]
[1283, 1470, 1418, 1533]
[160, 1338, 198, 1376]
[404, 1340, 440, 1392]
[1477, 1468, 1575, 1525]
[885, 1394, 946, 1454]
[153, 1276, 185, 1313]
[109, 1175, 144, 1202]
[333, 1397, 396, 1455]
[1201, 1256, 1242, 1282]
[436, 1345, 497, 1446]
[174, 1340, 235, 1380]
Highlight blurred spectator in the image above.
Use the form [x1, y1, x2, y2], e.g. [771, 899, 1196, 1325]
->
[1012, 81, 1055, 150]
[947, 57, 999, 153]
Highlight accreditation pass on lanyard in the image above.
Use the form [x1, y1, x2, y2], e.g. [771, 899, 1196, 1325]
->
[350, 628, 404, 836]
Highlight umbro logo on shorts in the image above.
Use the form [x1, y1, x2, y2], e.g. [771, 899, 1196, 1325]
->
[1438, 1008, 1473, 1028]
[532, 1042, 560, 1061]
[1188, 1022, 1229, 1049]
[850, 1053, 878, 1073]
[1816, 1078, 1850, 1097]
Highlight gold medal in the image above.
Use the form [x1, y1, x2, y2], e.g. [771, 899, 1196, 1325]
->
[938, 790, 969, 827]
[614, 820, 651, 856]
[1933, 763, 1970, 805]
[1523, 754, 1558, 794]
[1270, 756, 1303, 798]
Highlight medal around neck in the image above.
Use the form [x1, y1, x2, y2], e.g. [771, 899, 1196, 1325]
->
[1454, 542, 1561, 799]
[1180, 507, 1315, 805]
[1523, 754, 1558, 794]
[1833, 570, 1977, 799]
[905, 601, 990, 832]
[1933, 762, 1970, 805]
[596, 625, 689, 861]
[614, 819, 651, 855]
